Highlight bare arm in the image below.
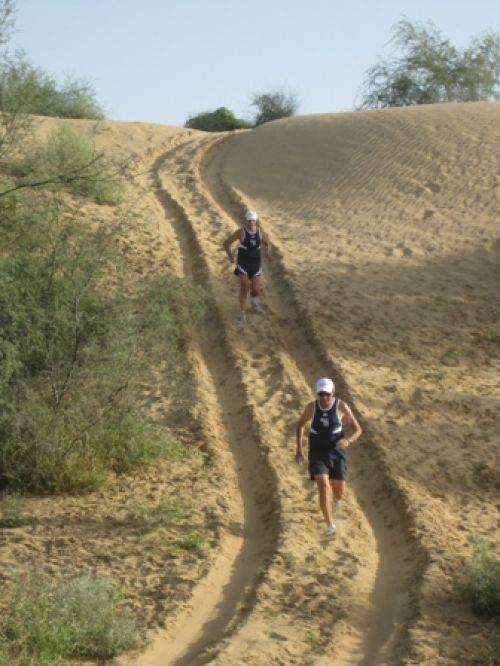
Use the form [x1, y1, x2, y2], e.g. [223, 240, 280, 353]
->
[223, 229, 243, 262]
[261, 231, 271, 260]
[338, 401, 363, 447]
[296, 402, 314, 462]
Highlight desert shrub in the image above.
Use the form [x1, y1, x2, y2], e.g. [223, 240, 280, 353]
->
[12, 124, 123, 204]
[185, 106, 251, 132]
[0, 570, 138, 663]
[251, 90, 299, 126]
[0, 190, 206, 493]
[457, 537, 500, 620]
[0, 51, 104, 120]
[0, 4, 198, 494]
[488, 330, 500, 344]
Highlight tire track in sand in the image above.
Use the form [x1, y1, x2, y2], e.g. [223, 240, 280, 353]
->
[122, 136, 281, 666]
[141, 136, 358, 664]
[129, 131, 426, 665]
[195, 136, 427, 665]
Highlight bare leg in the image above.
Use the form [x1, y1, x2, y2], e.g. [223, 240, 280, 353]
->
[251, 275, 261, 298]
[250, 275, 262, 311]
[239, 274, 249, 313]
[315, 475, 333, 526]
[330, 480, 345, 503]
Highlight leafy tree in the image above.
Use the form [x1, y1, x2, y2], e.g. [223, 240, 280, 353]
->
[358, 19, 500, 109]
[251, 90, 299, 126]
[185, 106, 250, 132]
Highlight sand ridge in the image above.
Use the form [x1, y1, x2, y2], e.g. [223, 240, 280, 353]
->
[214, 101, 500, 663]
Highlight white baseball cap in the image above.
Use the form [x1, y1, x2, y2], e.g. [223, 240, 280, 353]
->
[245, 210, 258, 221]
[315, 377, 334, 394]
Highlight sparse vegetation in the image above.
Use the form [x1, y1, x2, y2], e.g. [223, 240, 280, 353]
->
[128, 497, 187, 532]
[457, 537, 500, 620]
[280, 551, 296, 571]
[179, 532, 206, 551]
[0, 492, 24, 527]
[358, 19, 500, 109]
[0, 192, 205, 492]
[0, 51, 104, 120]
[487, 330, 500, 344]
[0, 67, 205, 495]
[10, 124, 123, 204]
[0, 570, 138, 664]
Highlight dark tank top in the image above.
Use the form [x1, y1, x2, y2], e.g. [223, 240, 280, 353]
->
[237, 226, 261, 261]
[309, 397, 345, 457]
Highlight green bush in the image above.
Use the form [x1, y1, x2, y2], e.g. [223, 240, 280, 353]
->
[185, 106, 251, 132]
[0, 570, 138, 663]
[457, 538, 500, 620]
[0, 188, 206, 493]
[13, 125, 123, 204]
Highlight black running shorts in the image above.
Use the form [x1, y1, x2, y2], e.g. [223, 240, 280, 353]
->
[309, 454, 347, 481]
[234, 258, 261, 279]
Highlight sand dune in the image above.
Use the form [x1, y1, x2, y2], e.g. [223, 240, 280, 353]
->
[212, 101, 499, 662]
[2, 103, 498, 666]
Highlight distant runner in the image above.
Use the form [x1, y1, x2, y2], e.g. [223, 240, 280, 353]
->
[296, 377, 363, 537]
[223, 210, 271, 326]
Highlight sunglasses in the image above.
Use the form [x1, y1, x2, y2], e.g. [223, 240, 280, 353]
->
[317, 392, 332, 398]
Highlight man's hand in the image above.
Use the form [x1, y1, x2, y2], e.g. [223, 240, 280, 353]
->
[337, 438, 350, 449]
[295, 449, 304, 463]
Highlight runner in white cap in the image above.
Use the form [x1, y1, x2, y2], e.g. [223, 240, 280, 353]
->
[223, 210, 271, 326]
[295, 378, 363, 537]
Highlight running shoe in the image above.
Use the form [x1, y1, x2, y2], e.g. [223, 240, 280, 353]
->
[251, 298, 263, 313]
[326, 523, 336, 537]
[237, 312, 246, 327]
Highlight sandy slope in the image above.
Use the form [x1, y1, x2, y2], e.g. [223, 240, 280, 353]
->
[116, 103, 498, 664]
[28, 114, 186, 160]
[3, 104, 498, 665]
[123, 130, 423, 665]
[212, 101, 500, 663]
[0, 124, 231, 644]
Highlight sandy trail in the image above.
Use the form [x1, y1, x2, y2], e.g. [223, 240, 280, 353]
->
[125, 132, 425, 664]
[121, 136, 280, 665]
[200, 138, 424, 664]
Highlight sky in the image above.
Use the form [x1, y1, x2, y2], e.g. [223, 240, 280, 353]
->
[9, 0, 500, 127]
